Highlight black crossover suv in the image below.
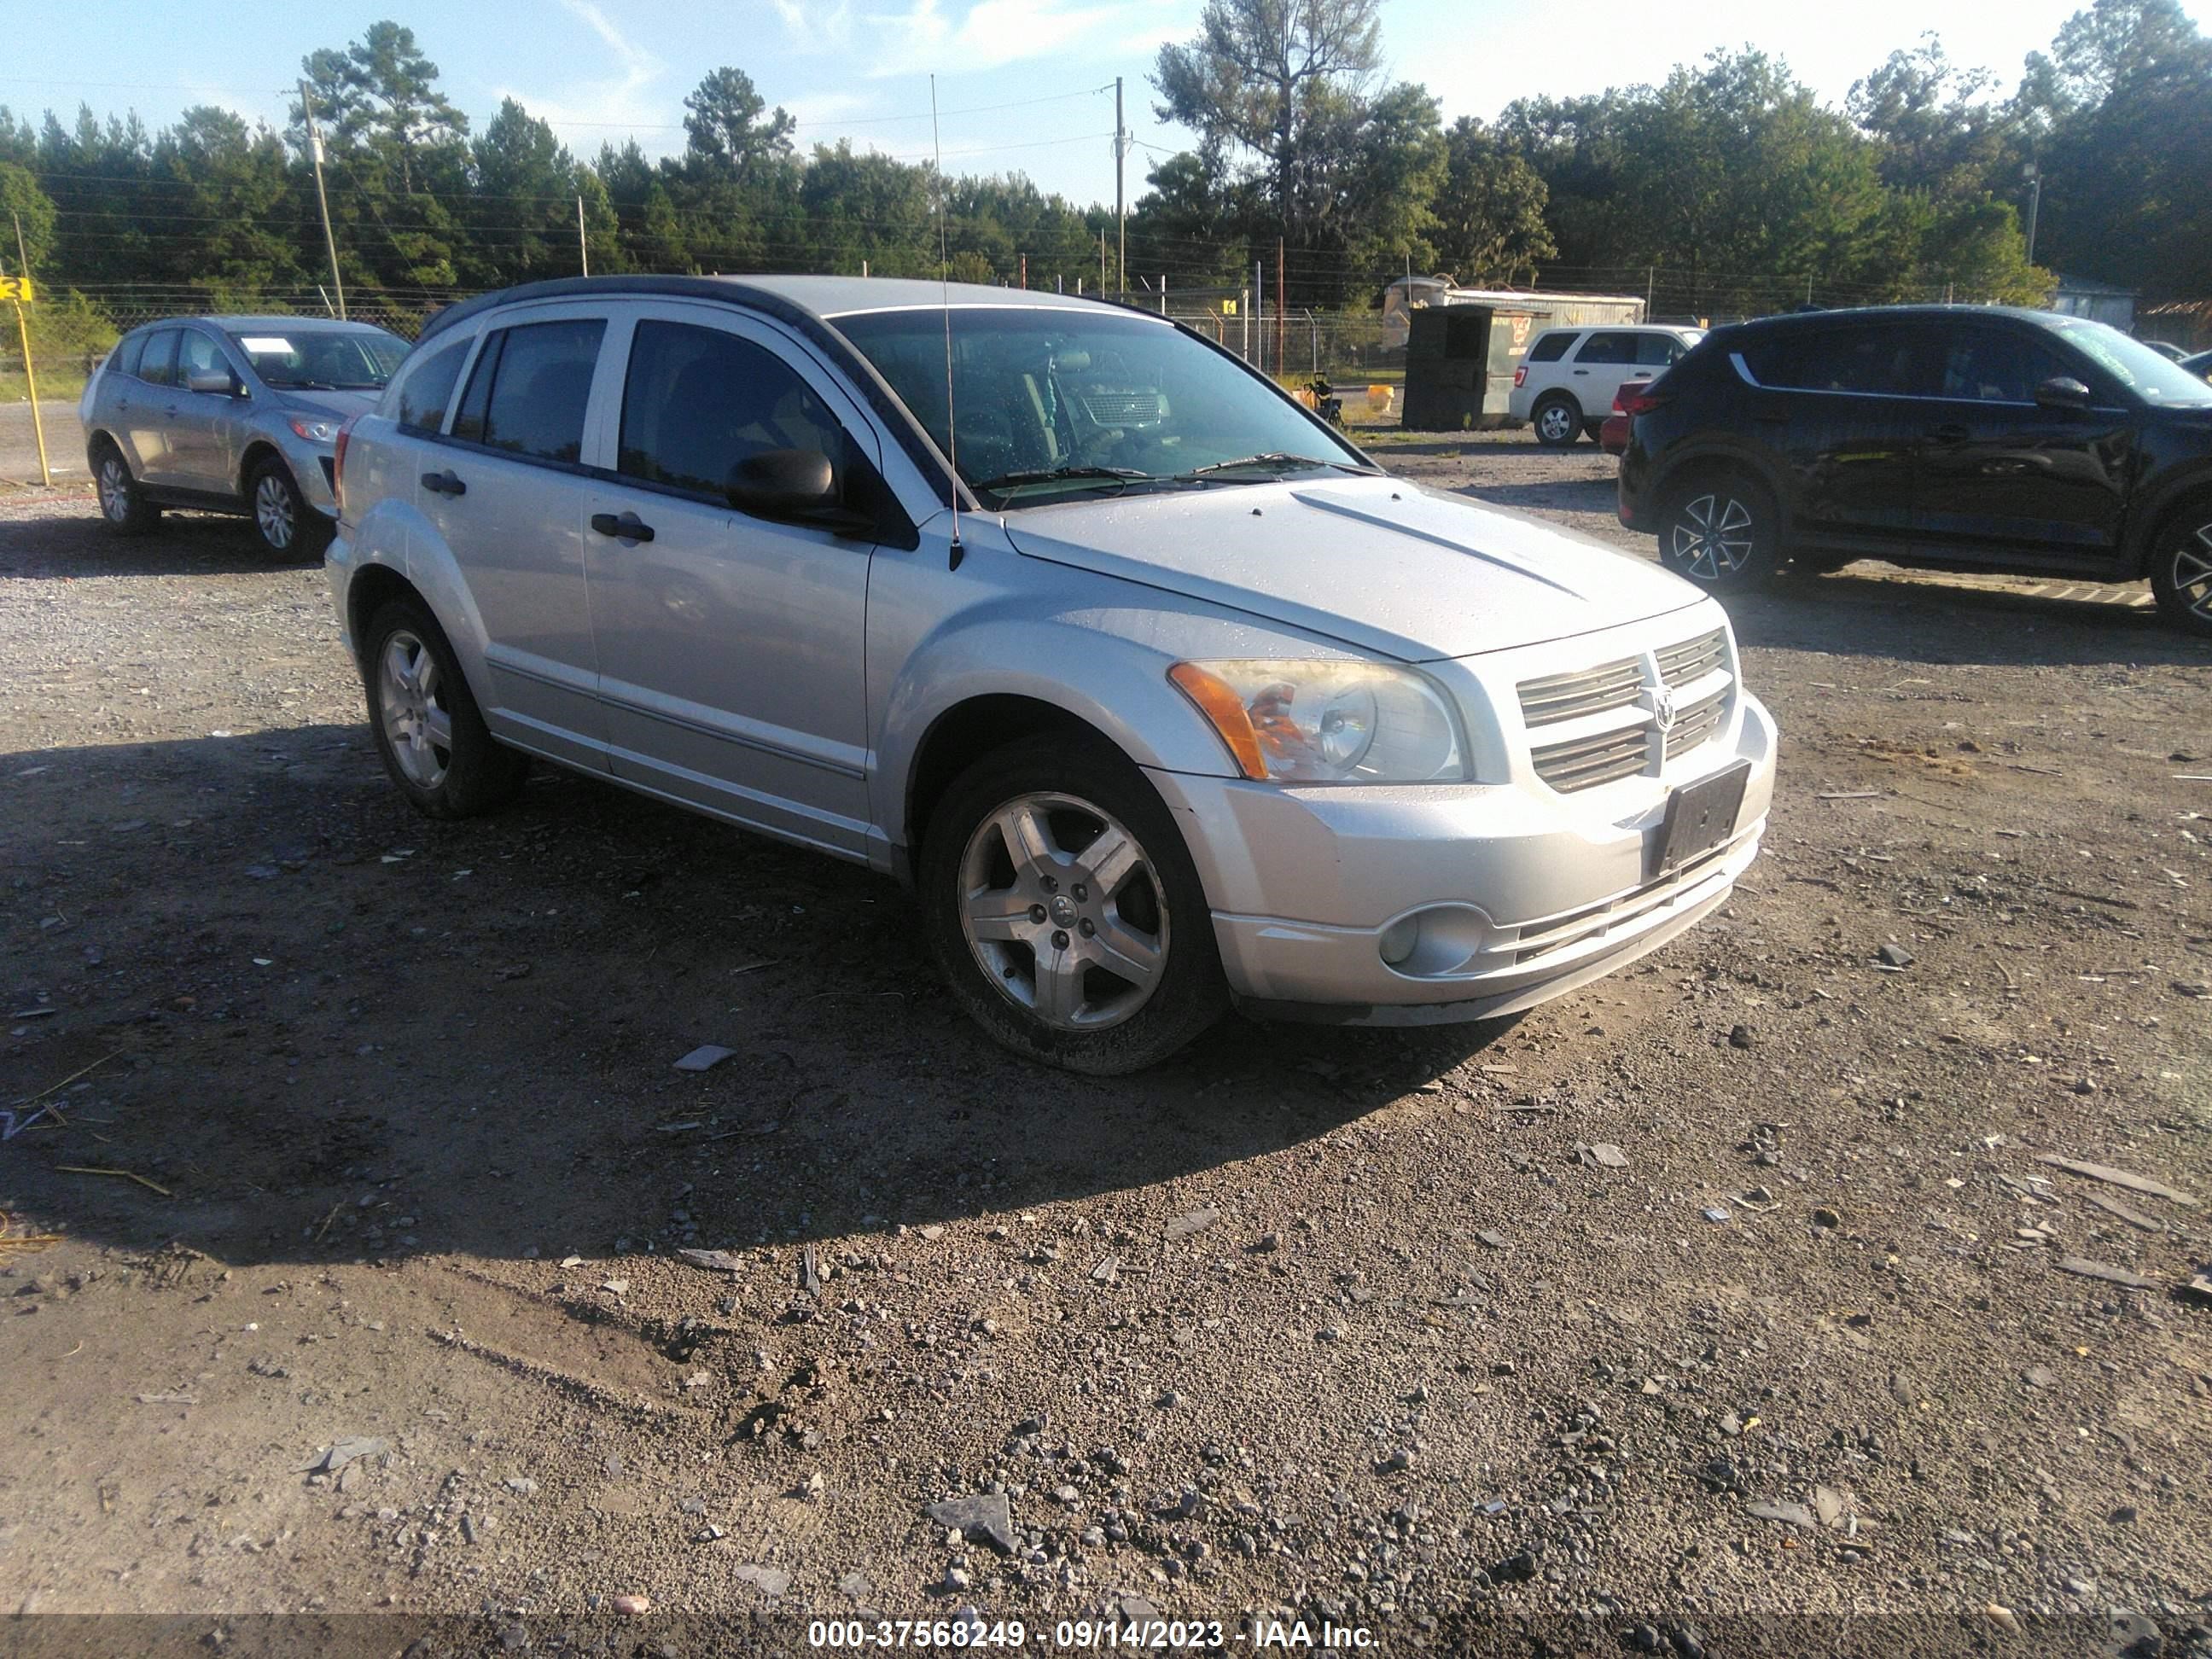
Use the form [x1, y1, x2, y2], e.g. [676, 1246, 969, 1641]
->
[1616, 306, 2212, 635]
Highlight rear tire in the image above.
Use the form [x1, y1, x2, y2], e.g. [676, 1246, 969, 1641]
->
[361, 595, 528, 818]
[1532, 394, 1583, 449]
[247, 457, 330, 560]
[1657, 472, 1783, 591]
[93, 445, 160, 536]
[918, 734, 1227, 1074]
[2149, 508, 2212, 638]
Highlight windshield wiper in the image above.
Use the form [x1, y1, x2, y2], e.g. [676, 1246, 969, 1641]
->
[970, 464, 1150, 498]
[1176, 451, 1365, 481]
[266, 378, 336, 390]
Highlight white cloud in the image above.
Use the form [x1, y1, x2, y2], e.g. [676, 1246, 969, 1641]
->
[496, 0, 676, 151]
[774, 0, 1138, 74]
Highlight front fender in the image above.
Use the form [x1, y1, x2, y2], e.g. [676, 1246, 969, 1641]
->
[869, 524, 1375, 854]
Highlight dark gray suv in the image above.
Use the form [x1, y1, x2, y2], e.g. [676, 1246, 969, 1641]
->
[79, 315, 409, 556]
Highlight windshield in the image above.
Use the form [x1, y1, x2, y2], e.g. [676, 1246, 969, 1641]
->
[2051, 318, 2212, 407]
[835, 306, 1371, 506]
[229, 327, 408, 391]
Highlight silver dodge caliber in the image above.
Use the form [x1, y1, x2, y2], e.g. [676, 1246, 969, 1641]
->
[327, 276, 1777, 1073]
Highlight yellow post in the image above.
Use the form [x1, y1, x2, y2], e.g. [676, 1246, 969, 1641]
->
[11, 297, 51, 487]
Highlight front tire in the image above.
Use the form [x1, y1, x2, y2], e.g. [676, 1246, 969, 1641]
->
[94, 445, 160, 536]
[2150, 509, 2212, 638]
[919, 735, 1227, 1074]
[247, 457, 330, 559]
[1532, 394, 1583, 448]
[1657, 473, 1782, 591]
[361, 595, 527, 818]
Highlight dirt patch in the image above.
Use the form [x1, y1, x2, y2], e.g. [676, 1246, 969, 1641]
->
[2, 472, 2209, 1642]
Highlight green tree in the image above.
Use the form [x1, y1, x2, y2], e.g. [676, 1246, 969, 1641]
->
[0, 160, 57, 273]
[1429, 117, 1554, 283]
[681, 67, 795, 179]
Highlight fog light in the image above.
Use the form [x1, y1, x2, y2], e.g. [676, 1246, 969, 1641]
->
[1378, 916, 1420, 966]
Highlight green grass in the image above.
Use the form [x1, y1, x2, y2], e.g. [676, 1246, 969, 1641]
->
[0, 370, 89, 403]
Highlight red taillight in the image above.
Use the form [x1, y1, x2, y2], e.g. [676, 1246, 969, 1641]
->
[1512, 366, 1527, 388]
[1617, 381, 1673, 418]
[333, 415, 358, 517]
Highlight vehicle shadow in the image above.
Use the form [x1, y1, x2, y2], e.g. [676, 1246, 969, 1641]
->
[1720, 567, 2201, 668]
[1367, 435, 1539, 458]
[0, 502, 314, 578]
[1459, 479, 1620, 512]
[0, 726, 1514, 1273]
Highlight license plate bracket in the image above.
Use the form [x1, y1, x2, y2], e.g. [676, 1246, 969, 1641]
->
[1649, 760, 1751, 880]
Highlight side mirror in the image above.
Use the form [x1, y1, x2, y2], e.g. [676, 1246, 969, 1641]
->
[2034, 375, 2091, 411]
[187, 370, 240, 396]
[726, 448, 839, 518]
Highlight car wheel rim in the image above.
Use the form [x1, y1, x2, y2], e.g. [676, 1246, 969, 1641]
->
[2174, 524, 2212, 620]
[377, 631, 453, 789]
[1539, 406, 1571, 442]
[1671, 492, 1756, 582]
[98, 458, 131, 522]
[255, 473, 295, 550]
[958, 791, 1169, 1033]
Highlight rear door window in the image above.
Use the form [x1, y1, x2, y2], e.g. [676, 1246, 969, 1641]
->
[452, 318, 606, 463]
[1634, 334, 1683, 367]
[1574, 331, 1638, 365]
[1754, 324, 1934, 395]
[137, 329, 181, 388]
[392, 337, 473, 434]
[617, 320, 856, 504]
[1527, 331, 1577, 364]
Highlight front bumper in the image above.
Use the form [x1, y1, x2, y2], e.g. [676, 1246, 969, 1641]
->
[1148, 684, 1776, 1026]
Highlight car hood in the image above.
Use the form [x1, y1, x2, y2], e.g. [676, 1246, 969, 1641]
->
[271, 387, 381, 422]
[999, 474, 1703, 661]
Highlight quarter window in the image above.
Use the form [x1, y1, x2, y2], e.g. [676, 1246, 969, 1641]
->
[1527, 331, 1576, 364]
[114, 334, 146, 379]
[393, 337, 472, 434]
[452, 319, 605, 463]
[617, 320, 853, 501]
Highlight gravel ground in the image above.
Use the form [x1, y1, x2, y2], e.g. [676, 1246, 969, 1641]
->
[2, 434, 2209, 1656]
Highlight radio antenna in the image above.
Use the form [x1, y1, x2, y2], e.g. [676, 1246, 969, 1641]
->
[932, 74, 963, 569]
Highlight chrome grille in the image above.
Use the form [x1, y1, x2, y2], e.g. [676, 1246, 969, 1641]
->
[1656, 628, 1726, 686]
[1520, 626, 1735, 793]
[1518, 656, 1641, 728]
[1078, 391, 1166, 425]
[1531, 725, 1650, 793]
[1663, 689, 1727, 757]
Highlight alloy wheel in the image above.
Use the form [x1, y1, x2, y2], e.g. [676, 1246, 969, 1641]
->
[1670, 492, 1757, 582]
[254, 471, 296, 550]
[2173, 523, 2212, 622]
[1537, 404, 1575, 444]
[958, 791, 1169, 1032]
[98, 457, 131, 523]
[377, 630, 454, 789]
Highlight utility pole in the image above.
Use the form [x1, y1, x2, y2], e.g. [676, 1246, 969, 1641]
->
[1019, 252, 1027, 290]
[1099, 229, 1106, 294]
[299, 79, 346, 320]
[1240, 287, 1249, 363]
[2023, 165, 2042, 265]
[1275, 238, 1286, 382]
[1114, 77, 1126, 300]
[577, 195, 589, 276]
[1254, 259, 1265, 373]
[7, 212, 51, 486]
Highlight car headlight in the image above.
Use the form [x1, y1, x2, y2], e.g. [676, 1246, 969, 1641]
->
[288, 416, 341, 443]
[1168, 660, 1465, 783]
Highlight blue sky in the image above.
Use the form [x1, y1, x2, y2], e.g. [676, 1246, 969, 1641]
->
[15, 0, 2212, 207]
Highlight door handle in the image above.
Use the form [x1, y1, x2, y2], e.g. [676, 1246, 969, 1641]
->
[1572, 369, 1590, 375]
[591, 511, 655, 543]
[1925, 424, 1970, 445]
[421, 469, 466, 497]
